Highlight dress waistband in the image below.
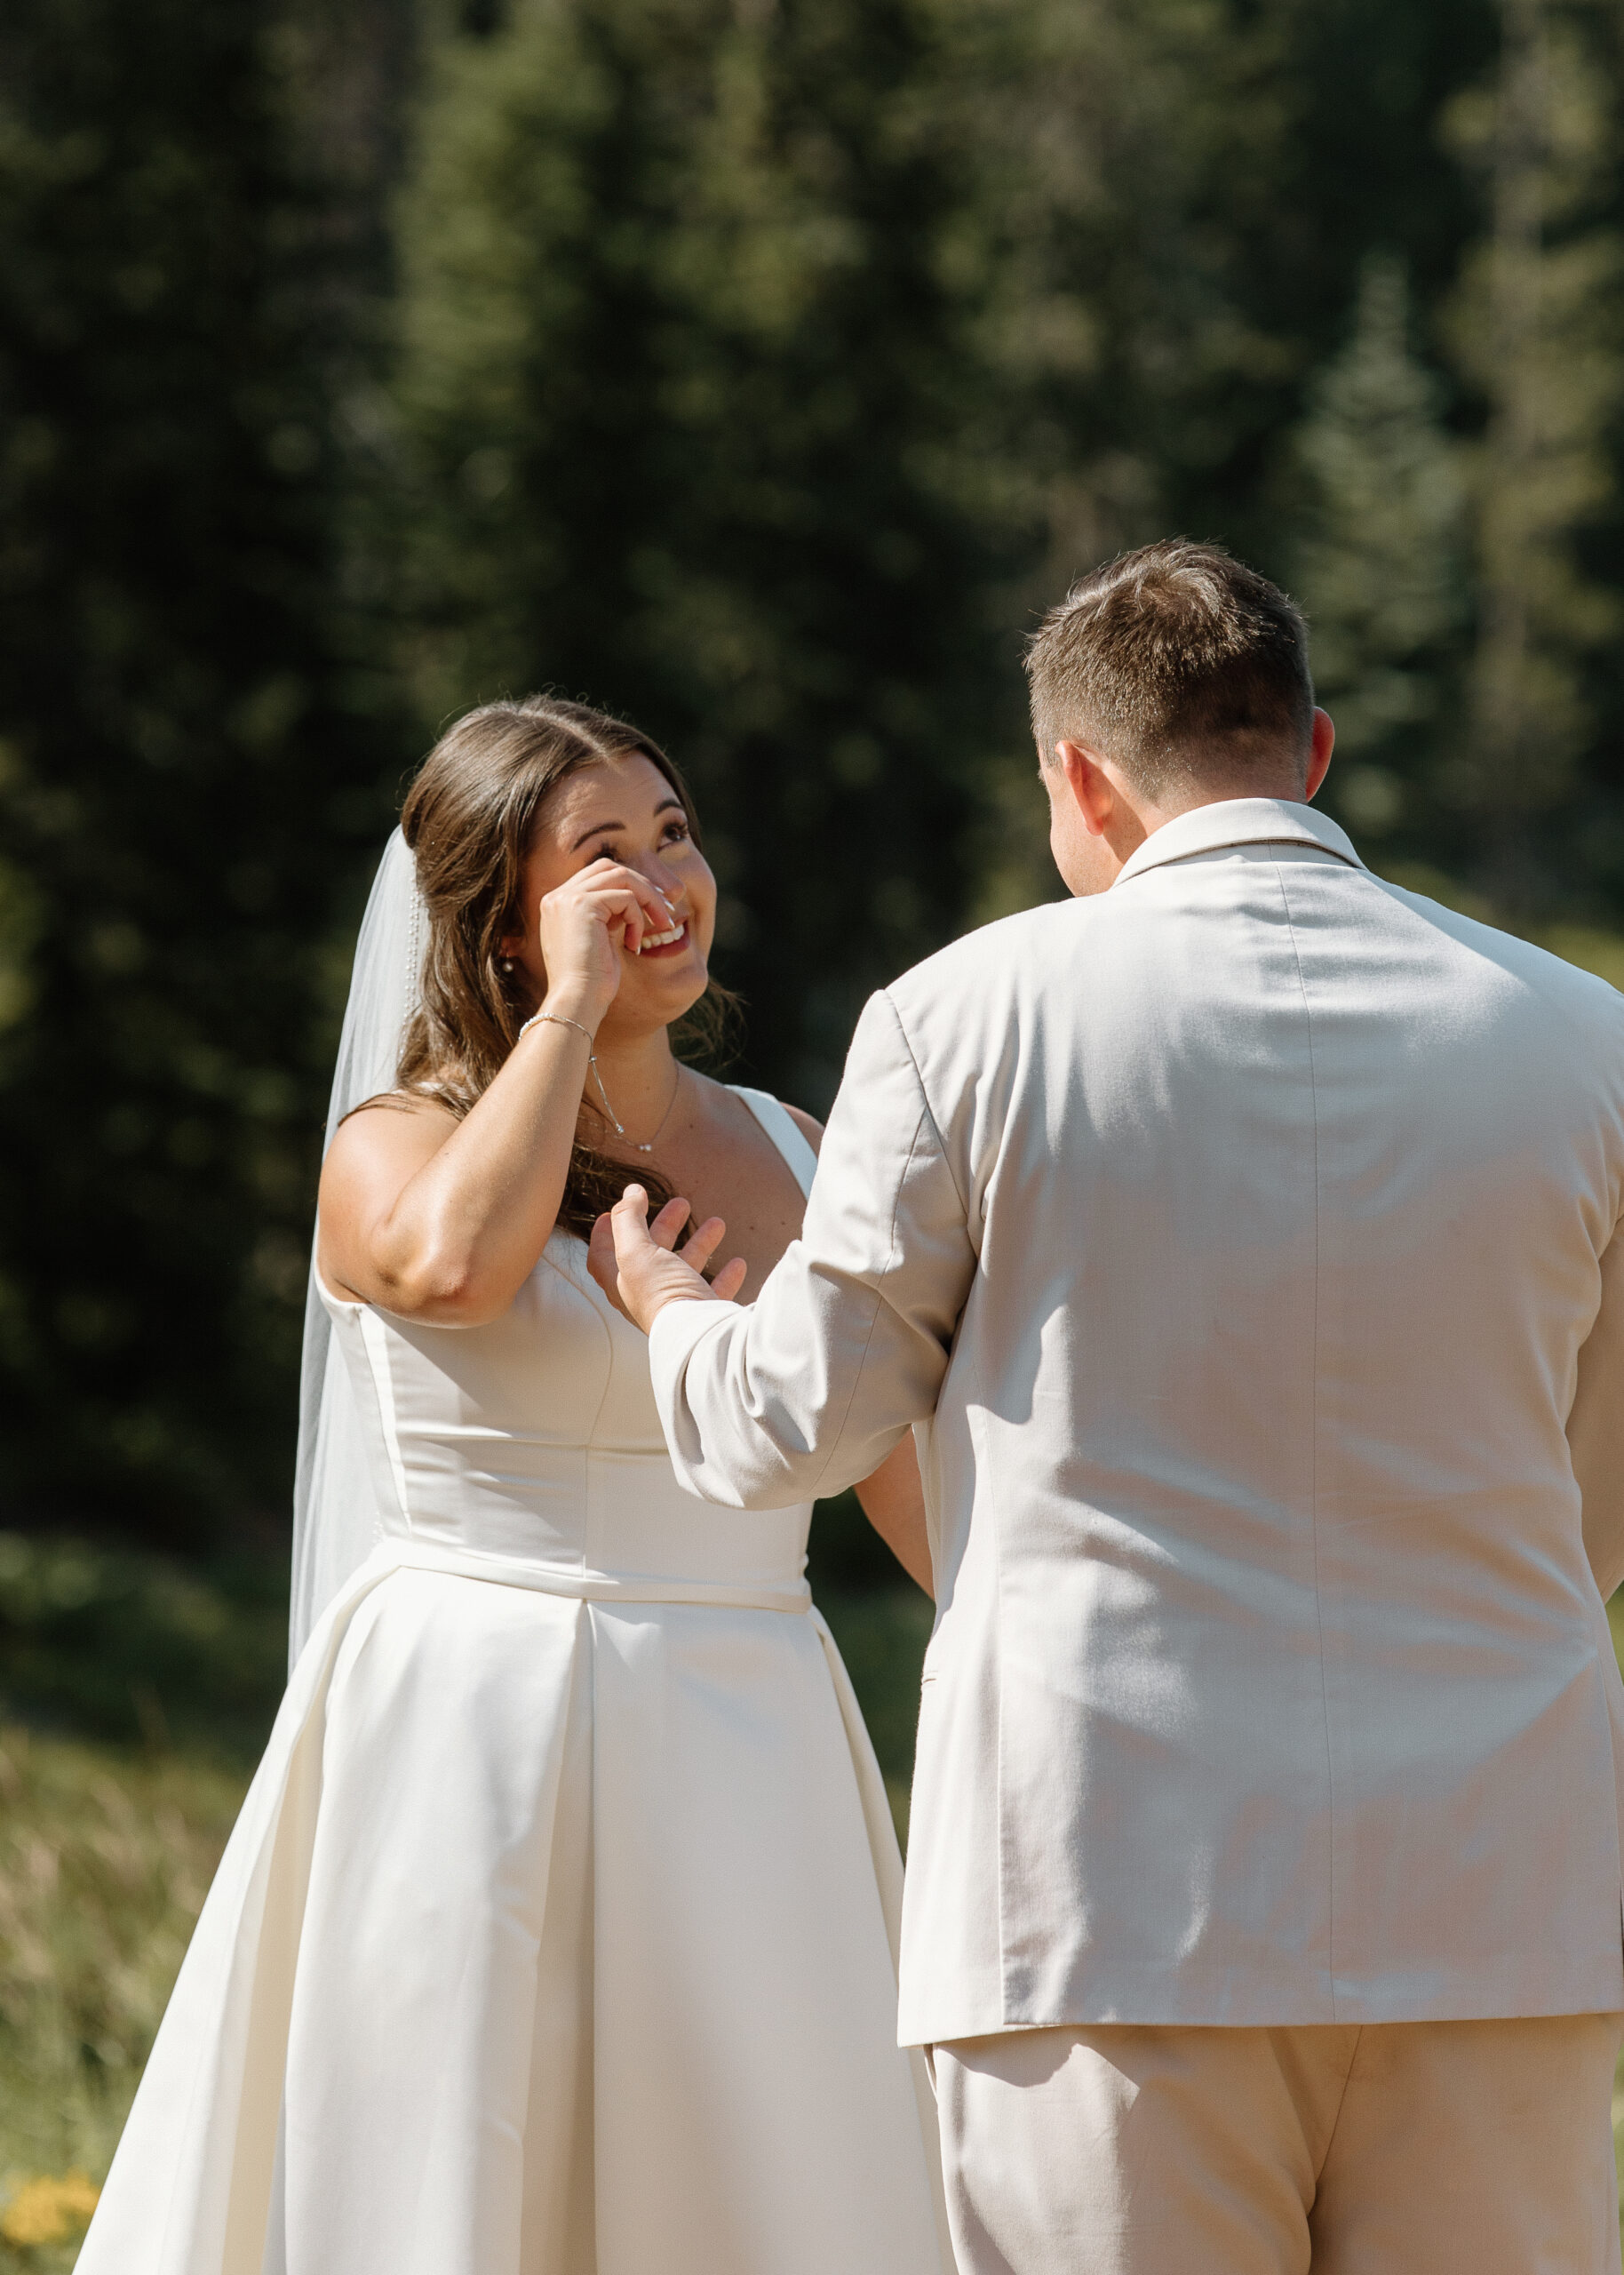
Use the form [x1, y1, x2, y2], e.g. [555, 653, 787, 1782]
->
[375, 1537, 812, 1616]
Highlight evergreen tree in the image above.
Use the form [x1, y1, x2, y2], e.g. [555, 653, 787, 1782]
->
[1444, 0, 1623, 907]
[948, 0, 1500, 916]
[1290, 257, 1467, 843]
[0, 0, 395, 1539]
[6, 0, 1624, 1552]
[385, 0, 1023, 1101]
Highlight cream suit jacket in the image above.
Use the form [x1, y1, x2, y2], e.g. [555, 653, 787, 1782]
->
[649, 799, 1624, 2044]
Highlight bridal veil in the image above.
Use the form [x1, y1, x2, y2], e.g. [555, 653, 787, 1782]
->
[289, 828, 424, 1663]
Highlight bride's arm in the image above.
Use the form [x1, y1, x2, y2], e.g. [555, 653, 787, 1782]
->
[318, 859, 671, 1325]
[319, 1018, 593, 1324]
[854, 1436, 934, 1598]
[781, 1106, 934, 1598]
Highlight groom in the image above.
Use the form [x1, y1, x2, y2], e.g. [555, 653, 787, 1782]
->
[597, 540, 1624, 2272]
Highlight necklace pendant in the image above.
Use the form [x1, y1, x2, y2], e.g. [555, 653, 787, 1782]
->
[591, 1060, 682, 1161]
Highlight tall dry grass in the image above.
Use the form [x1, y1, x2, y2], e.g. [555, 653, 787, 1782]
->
[0, 1728, 244, 2271]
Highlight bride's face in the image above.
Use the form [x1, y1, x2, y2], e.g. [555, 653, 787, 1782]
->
[513, 754, 717, 1034]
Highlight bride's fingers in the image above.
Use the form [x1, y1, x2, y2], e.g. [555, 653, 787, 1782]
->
[581, 858, 670, 911]
[577, 882, 649, 956]
[648, 1196, 691, 1253]
[577, 864, 677, 954]
[601, 888, 644, 957]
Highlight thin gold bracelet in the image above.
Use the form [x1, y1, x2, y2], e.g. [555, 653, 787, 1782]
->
[516, 1009, 628, 1140]
[517, 1009, 595, 1049]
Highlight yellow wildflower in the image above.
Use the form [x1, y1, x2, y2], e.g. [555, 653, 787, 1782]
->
[0, 2168, 100, 2246]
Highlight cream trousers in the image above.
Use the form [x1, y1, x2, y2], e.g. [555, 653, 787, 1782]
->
[934, 2016, 1624, 2275]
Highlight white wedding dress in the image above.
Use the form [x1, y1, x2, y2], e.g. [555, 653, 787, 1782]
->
[77, 1088, 951, 2275]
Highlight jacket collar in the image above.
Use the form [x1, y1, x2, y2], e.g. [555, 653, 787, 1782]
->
[1111, 797, 1364, 890]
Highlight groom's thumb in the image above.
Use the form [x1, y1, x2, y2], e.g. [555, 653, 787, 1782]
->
[609, 1183, 657, 1272]
[612, 1182, 649, 1239]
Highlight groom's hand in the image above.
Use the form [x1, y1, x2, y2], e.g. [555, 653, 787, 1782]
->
[588, 1185, 747, 1333]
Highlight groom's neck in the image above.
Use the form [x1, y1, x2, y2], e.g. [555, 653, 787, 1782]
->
[1046, 712, 1334, 898]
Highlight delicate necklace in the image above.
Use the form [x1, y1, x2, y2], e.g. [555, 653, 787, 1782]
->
[592, 1057, 684, 1155]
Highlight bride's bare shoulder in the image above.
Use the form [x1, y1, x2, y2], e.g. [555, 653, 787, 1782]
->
[321, 1090, 460, 1190]
[317, 1092, 463, 1302]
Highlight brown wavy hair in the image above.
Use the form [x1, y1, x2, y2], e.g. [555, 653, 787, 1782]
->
[391, 695, 736, 1240]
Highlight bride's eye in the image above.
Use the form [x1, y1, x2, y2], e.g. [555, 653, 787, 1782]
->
[662, 822, 690, 848]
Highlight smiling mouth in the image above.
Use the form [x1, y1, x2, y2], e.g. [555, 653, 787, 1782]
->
[633, 920, 689, 956]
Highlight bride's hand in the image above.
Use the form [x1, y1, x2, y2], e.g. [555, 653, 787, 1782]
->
[589, 1188, 747, 1329]
[535, 858, 681, 1025]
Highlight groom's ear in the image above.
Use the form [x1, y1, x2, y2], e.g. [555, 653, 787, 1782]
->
[1054, 740, 1118, 839]
[1305, 707, 1335, 802]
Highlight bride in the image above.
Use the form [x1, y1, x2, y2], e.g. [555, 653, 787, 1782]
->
[77, 696, 950, 2275]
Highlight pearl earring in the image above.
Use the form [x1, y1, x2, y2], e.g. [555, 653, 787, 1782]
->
[499, 957, 514, 974]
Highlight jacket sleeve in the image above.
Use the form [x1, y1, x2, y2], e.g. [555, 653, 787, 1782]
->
[1572, 1221, 1624, 1601]
[648, 988, 977, 1508]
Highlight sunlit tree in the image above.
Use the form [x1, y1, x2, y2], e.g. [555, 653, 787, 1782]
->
[385, 0, 1024, 1100]
[1291, 257, 1468, 844]
[1444, 0, 1623, 906]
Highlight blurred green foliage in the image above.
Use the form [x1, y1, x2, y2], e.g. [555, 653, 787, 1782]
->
[384, 0, 1013, 1084]
[1, 0, 1623, 1541]
[0, 0, 404, 1540]
[0, 1535, 289, 1763]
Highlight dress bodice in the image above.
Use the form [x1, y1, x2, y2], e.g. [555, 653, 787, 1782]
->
[319, 1088, 817, 1598]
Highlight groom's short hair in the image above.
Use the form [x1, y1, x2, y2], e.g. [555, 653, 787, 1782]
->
[1026, 540, 1315, 799]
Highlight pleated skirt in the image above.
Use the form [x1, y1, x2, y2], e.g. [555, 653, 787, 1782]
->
[76, 1553, 951, 2275]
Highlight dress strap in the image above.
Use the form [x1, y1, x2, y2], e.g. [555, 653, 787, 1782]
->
[730, 1084, 817, 1200]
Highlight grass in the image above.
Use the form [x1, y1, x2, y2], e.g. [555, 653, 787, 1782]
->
[2, 1528, 1622, 2258]
[0, 1529, 299, 2264]
[0, 1728, 245, 2272]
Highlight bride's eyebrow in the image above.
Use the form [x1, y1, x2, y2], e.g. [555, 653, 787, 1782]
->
[569, 817, 626, 850]
[569, 796, 685, 852]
